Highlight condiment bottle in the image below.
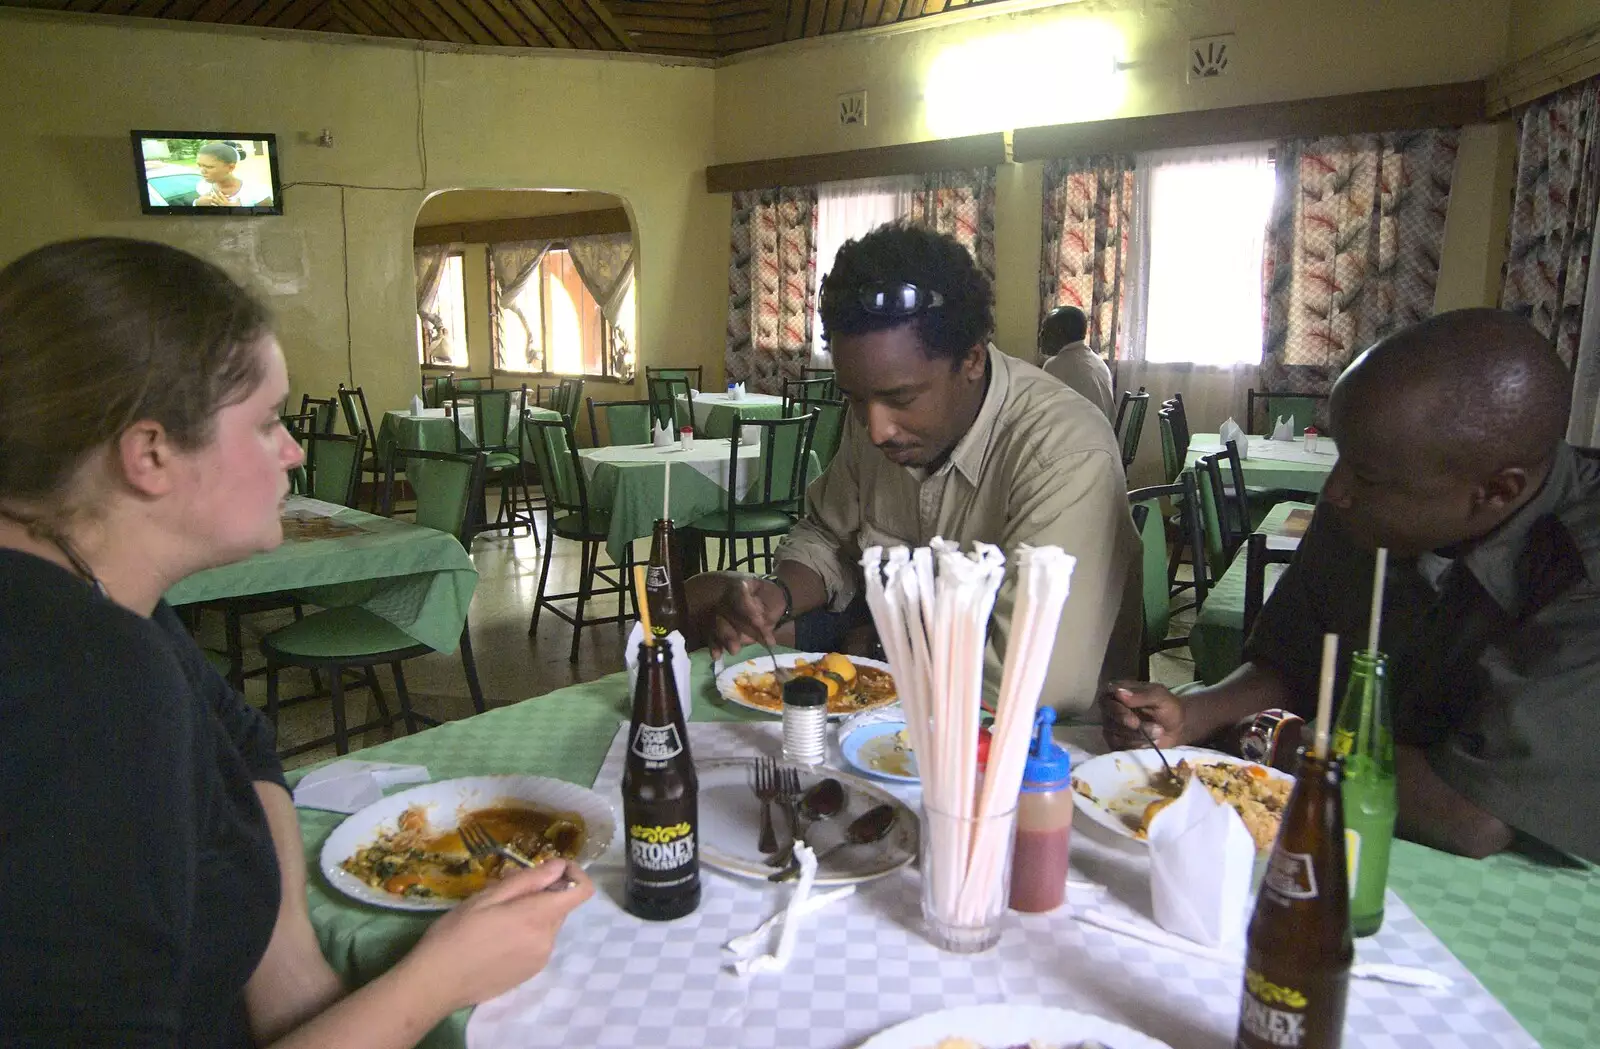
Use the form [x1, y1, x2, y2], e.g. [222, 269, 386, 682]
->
[781, 676, 828, 766]
[1235, 748, 1352, 1049]
[1304, 425, 1320, 453]
[1008, 708, 1073, 913]
[1332, 651, 1396, 937]
[679, 425, 694, 452]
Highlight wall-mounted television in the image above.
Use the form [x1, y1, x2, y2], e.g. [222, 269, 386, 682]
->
[131, 131, 283, 215]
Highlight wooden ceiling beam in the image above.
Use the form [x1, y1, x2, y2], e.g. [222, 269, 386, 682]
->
[858, 0, 885, 29]
[414, 207, 633, 247]
[553, 0, 614, 49]
[839, 0, 864, 32]
[575, 0, 639, 49]
[369, 0, 435, 37]
[241, 0, 298, 25]
[534, 0, 602, 50]
[717, 26, 775, 50]
[707, 131, 1006, 192]
[454, 0, 527, 44]
[480, 0, 552, 45]
[623, 29, 717, 51]
[125, 0, 177, 15]
[389, 0, 475, 42]
[427, 0, 501, 44]
[273, 0, 325, 29]
[781, 0, 805, 41]
[504, 0, 572, 46]
[820, 0, 844, 32]
[343, 0, 407, 35]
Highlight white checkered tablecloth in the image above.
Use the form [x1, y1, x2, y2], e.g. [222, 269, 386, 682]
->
[467, 723, 1535, 1049]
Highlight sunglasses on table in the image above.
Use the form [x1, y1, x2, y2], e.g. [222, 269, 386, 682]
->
[856, 282, 946, 316]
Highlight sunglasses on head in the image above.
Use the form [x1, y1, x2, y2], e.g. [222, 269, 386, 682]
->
[856, 282, 946, 316]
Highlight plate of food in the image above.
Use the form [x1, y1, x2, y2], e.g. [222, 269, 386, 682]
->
[320, 775, 617, 911]
[1069, 748, 1293, 853]
[856, 1003, 1173, 1049]
[716, 651, 898, 719]
[839, 719, 919, 783]
[696, 758, 917, 885]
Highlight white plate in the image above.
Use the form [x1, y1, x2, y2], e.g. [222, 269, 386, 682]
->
[697, 758, 917, 885]
[839, 720, 919, 783]
[319, 775, 617, 912]
[857, 1003, 1174, 1049]
[1069, 748, 1291, 848]
[715, 652, 897, 720]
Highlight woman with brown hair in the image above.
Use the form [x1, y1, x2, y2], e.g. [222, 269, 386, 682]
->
[0, 238, 591, 1048]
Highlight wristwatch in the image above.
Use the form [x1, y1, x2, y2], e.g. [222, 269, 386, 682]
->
[1238, 708, 1305, 769]
[760, 574, 793, 625]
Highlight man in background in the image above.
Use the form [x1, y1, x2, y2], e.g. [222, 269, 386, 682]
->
[1039, 305, 1115, 423]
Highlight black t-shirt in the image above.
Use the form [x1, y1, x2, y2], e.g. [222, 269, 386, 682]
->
[0, 550, 286, 1047]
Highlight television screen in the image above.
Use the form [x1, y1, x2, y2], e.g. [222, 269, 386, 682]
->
[131, 131, 283, 215]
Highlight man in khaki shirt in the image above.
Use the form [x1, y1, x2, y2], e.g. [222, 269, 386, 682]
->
[1038, 305, 1116, 423]
[686, 225, 1141, 714]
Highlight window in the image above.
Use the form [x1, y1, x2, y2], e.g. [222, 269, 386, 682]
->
[812, 176, 918, 361]
[1138, 145, 1276, 367]
[417, 251, 469, 368]
[494, 249, 625, 378]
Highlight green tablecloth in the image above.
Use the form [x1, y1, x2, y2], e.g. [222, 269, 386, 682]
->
[166, 500, 477, 652]
[676, 391, 786, 438]
[291, 647, 1597, 1049]
[1186, 433, 1338, 493]
[375, 407, 561, 466]
[1188, 501, 1314, 684]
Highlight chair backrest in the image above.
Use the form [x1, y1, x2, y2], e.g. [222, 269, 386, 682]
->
[450, 390, 515, 455]
[337, 383, 376, 438]
[647, 375, 692, 430]
[280, 412, 317, 438]
[1195, 441, 1252, 579]
[646, 365, 702, 393]
[1114, 387, 1150, 469]
[300, 394, 339, 434]
[1243, 531, 1298, 637]
[587, 397, 652, 447]
[306, 431, 365, 508]
[388, 448, 485, 547]
[553, 377, 584, 423]
[1128, 472, 1207, 652]
[1163, 393, 1190, 457]
[729, 413, 817, 517]
[802, 367, 837, 397]
[1247, 388, 1329, 436]
[454, 375, 493, 392]
[1158, 409, 1182, 484]
[520, 415, 597, 530]
[805, 398, 848, 473]
[782, 376, 835, 414]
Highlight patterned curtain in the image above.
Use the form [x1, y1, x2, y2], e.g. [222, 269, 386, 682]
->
[727, 188, 818, 395]
[568, 233, 636, 379]
[1039, 156, 1134, 363]
[489, 239, 553, 372]
[1260, 129, 1459, 408]
[414, 244, 455, 365]
[1501, 77, 1600, 370]
[905, 168, 997, 281]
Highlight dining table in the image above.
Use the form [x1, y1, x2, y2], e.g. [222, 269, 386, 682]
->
[375, 405, 563, 467]
[166, 495, 477, 652]
[676, 390, 787, 439]
[1185, 432, 1339, 493]
[291, 646, 1593, 1049]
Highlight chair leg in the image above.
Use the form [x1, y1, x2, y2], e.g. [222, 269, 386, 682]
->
[458, 621, 488, 714]
[518, 469, 539, 549]
[529, 514, 556, 637]
[391, 661, 419, 734]
[569, 540, 594, 663]
[330, 667, 350, 755]
[364, 666, 392, 730]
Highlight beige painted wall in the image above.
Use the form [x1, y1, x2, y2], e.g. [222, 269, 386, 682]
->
[1508, 0, 1597, 59]
[0, 11, 724, 419]
[716, 0, 1517, 351]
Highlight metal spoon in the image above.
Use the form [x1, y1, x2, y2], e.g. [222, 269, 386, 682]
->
[1107, 693, 1182, 788]
[769, 803, 897, 882]
[764, 776, 847, 868]
[760, 639, 793, 685]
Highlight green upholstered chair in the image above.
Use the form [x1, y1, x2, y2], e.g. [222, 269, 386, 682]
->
[587, 397, 652, 447]
[452, 388, 535, 543]
[259, 448, 489, 757]
[337, 383, 390, 513]
[802, 367, 837, 397]
[300, 394, 339, 435]
[1129, 472, 1208, 678]
[305, 431, 365, 509]
[781, 376, 835, 414]
[800, 398, 847, 474]
[536, 378, 584, 426]
[1113, 386, 1150, 471]
[646, 375, 693, 432]
[1247, 388, 1329, 437]
[699, 412, 817, 575]
[522, 415, 634, 663]
[646, 365, 702, 392]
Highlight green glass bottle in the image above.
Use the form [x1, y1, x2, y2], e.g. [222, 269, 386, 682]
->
[1331, 651, 1396, 937]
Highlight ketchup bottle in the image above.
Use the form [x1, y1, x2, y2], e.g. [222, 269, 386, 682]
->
[1008, 708, 1074, 913]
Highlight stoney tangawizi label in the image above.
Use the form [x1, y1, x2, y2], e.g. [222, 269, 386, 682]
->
[630, 722, 684, 762]
[628, 821, 696, 878]
[1263, 848, 1318, 902]
[1240, 969, 1309, 1047]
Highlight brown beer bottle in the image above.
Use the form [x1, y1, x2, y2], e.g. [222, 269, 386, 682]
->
[622, 637, 701, 921]
[644, 518, 688, 640]
[1235, 749, 1353, 1049]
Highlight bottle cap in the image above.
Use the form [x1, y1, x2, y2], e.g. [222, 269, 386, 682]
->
[781, 676, 827, 708]
[1020, 708, 1071, 792]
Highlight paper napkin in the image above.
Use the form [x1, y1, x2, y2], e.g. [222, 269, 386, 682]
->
[411, 394, 425, 415]
[1270, 414, 1297, 441]
[624, 623, 693, 717]
[292, 760, 430, 813]
[651, 422, 673, 448]
[1147, 775, 1255, 947]
[728, 382, 747, 401]
[732, 842, 818, 975]
[1218, 417, 1249, 460]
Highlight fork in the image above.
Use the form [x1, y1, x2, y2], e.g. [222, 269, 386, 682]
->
[764, 766, 805, 868]
[750, 757, 780, 854]
[458, 820, 575, 891]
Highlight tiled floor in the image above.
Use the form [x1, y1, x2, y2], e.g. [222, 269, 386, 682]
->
[200, 499, 1204, 772]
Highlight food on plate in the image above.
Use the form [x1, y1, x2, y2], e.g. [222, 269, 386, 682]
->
[925, 1040, 1110, 1049]
[733, 653, 897, 714]
[1132, 759, 1290, 851]
[1070, 778, 1099, 804]
[340, 804, 585, 900]
[858, 726, 915, 777]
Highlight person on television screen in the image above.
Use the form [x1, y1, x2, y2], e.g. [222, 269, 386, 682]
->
[193, 141, 273, 208]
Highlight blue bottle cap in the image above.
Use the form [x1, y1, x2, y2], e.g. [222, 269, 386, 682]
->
[1020, 708, 1072, 792]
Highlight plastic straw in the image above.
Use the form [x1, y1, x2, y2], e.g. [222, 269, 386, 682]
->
[1367, 547, 1388, 655]
[633, 564, 655, 644]
[663, 462, 671, 522]
[1313, 632, 1338, 757]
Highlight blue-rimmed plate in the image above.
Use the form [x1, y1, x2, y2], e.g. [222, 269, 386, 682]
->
[840, 719, 919, 783]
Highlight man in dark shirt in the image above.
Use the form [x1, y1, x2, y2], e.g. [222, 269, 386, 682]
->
[1103, 309, 1600, 862]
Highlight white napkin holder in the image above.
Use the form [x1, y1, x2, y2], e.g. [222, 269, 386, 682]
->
[292, 760, 430, 813]
[1147, 775, 1255, 947]
[651, 422, 674, 448]
[1270, 414, 1297, 441]
[1218, 417, 1249, 460]
[624, 623, 693, 717]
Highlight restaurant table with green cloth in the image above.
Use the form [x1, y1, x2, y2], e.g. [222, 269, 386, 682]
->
[578, 439, 819, 565]
[1185, 433, 1339, 493]
[1187, 500, 1314, 685]
[375, 406, 562, 465]
[166, 496, 477, 652]
[290, 648, 1590, 1049]
[675, 390, 786, 438]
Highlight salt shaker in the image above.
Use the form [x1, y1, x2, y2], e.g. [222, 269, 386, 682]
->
[1304, 425, 1320, 453]
[1009, 708, 1073, 913]
[781, 677, 828, 766]
[679, 425, 694, 452]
